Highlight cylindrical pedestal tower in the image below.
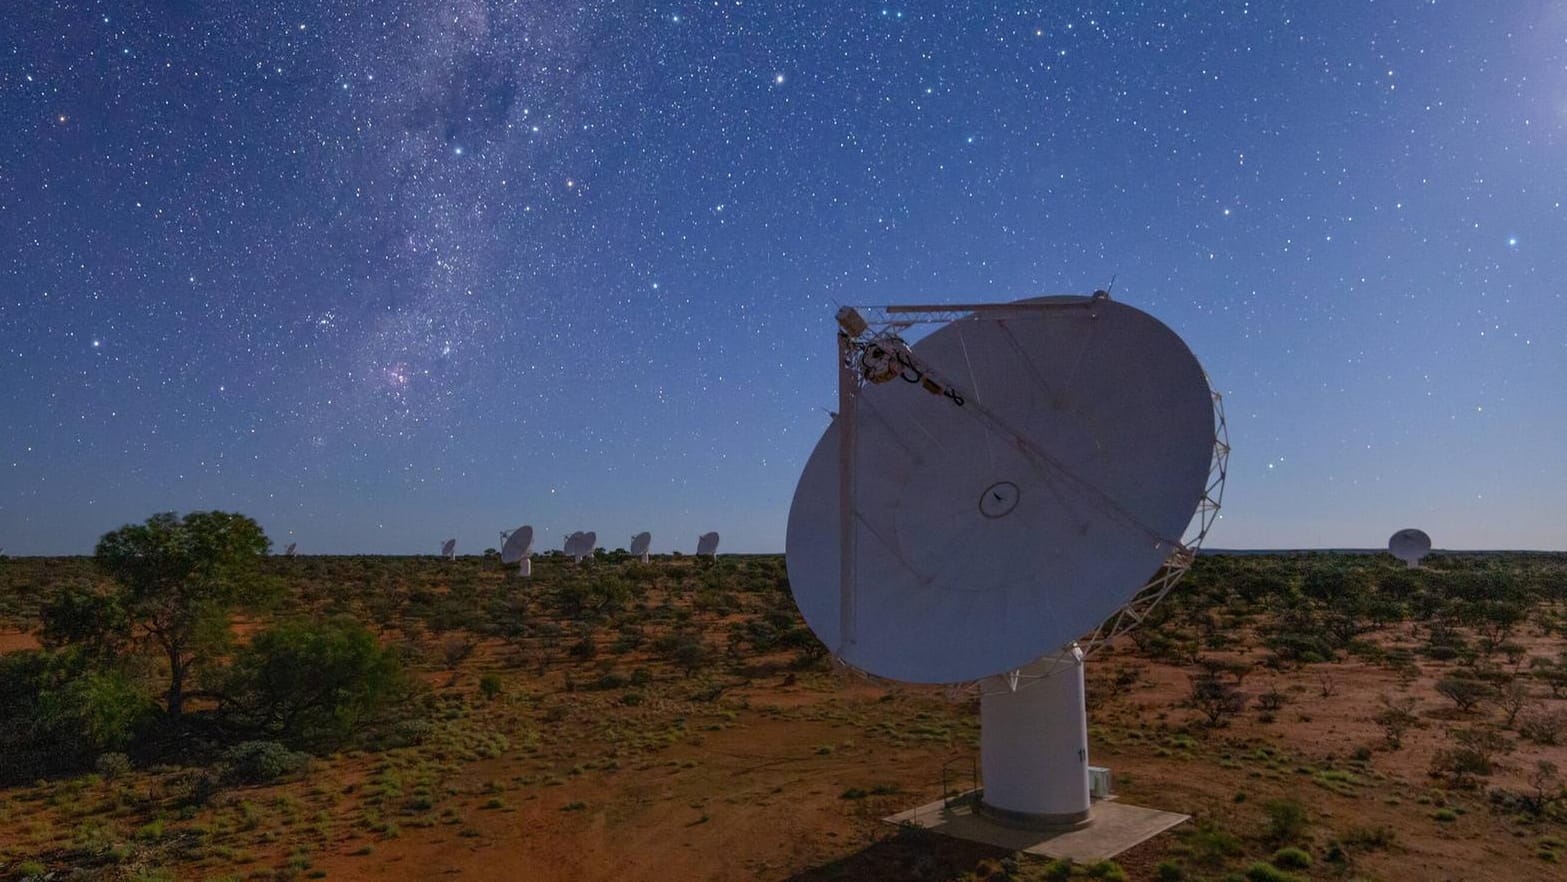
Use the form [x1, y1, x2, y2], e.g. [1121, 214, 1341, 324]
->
[977, 646, 1091, 828]
[518, 558, 532, 577]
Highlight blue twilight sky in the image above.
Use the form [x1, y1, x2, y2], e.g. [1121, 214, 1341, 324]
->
[2, 2, 1564, 555]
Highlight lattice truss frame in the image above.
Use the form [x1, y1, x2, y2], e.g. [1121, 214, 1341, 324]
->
[828, 296, 1230, 697]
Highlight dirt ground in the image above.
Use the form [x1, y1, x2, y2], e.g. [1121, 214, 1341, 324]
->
[2, 555, 1565, 881]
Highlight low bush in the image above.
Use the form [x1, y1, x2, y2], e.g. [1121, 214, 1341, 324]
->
[94, 751, 133, 780]
[1244, 862, 1304, 882]
[1271, 846, 1311, 869]
[221, 740, 309, 785]
[1263, 798, 1308, 845]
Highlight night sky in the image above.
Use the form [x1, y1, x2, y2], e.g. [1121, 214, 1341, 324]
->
[3, 2, 1564, 555]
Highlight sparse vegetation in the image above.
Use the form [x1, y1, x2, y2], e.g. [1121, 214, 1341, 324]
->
[1, 545, 1565, 880]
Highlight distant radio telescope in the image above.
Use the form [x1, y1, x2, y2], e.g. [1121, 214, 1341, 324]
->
[500, 526, 534, 577]
[440, 538, 457, 560]
[630, 531, 652, 564]
[564, 530, 596, 564]
[283, 542, 297, 557]
[696, 532, 720, 558]
[1388, 528, 1432, 568]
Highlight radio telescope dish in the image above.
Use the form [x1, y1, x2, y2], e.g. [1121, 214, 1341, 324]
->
[630, 531, 652, 563]
[440, 538, 457, 560]
[564, 531, 595, 563]
[786, 293, 1228, 829]
[696, 532, 720, 558]
[788, 294, 1221, 685]
[500, 526, 534, 576]
[501, 526, 533, 563]
[284, 542, 297, 557]
[1389, 528, 1431, 568]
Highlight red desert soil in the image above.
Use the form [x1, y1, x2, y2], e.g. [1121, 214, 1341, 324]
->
[2, 554, 1564, 881]
[302, 625, 1567, 882]
[0, 629, 40, 652]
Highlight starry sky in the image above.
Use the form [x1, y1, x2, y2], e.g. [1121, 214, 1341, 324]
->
[2, 2, 1565, 555]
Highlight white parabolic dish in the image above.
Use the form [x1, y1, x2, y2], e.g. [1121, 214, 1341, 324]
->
[500, 526, 533, 564]
[630, 532, 652, 556]
[441, 538, 457, 558]
[787, 296, 1217, 684]
[697, 532, 720, 556]
[1389, 528, 1431, 564]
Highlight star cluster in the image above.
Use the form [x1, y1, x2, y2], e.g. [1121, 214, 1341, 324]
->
[2, 2, 1564, 552]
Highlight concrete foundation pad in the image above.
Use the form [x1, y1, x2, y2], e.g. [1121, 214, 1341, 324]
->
[884, 794, 1189, 863]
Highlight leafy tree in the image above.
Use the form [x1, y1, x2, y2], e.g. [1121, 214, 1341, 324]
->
[93, 511, 272, 716]
[1188, 671, 1247, 726]
[0, 648, 156, 782]
[1435, 675, 1496, 713]
[218, 617, 412, 750]
[39, 582, 128, 656]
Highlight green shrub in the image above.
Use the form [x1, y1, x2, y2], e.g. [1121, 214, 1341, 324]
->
[1341, 825, 1396, 850]
[95, 751, 133, 779]
[1086, 860, 1127, 880]
[1263, 798, 1308, 845]
[1271, 846, 1311, 869]
[1155, 861, 1186, 882]
[1180, 819, 1242, 866]
[1244, 862, 1304, 882]
[1433, 807, 1458, 822]
[221, 740, 309, 785]
[219, 617, 413, 750]
[0, 649, 155, 782]
[478, 672, 503, 700]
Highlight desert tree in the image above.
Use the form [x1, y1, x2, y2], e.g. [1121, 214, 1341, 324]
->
[217, 617, 411, 750]
[1372, 694, 1423, 749]
[1530, 654, 1567, 698]
[1188, 670, 1246, 727]
[92, 511, 272, 717]
[1434, 675, 1496, 714]
[1491, 679, 1534, 728]
[1429, 726, 1513, 788]
[1522, 760, 1566, 816]
[1519, 709, 1565, 746]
